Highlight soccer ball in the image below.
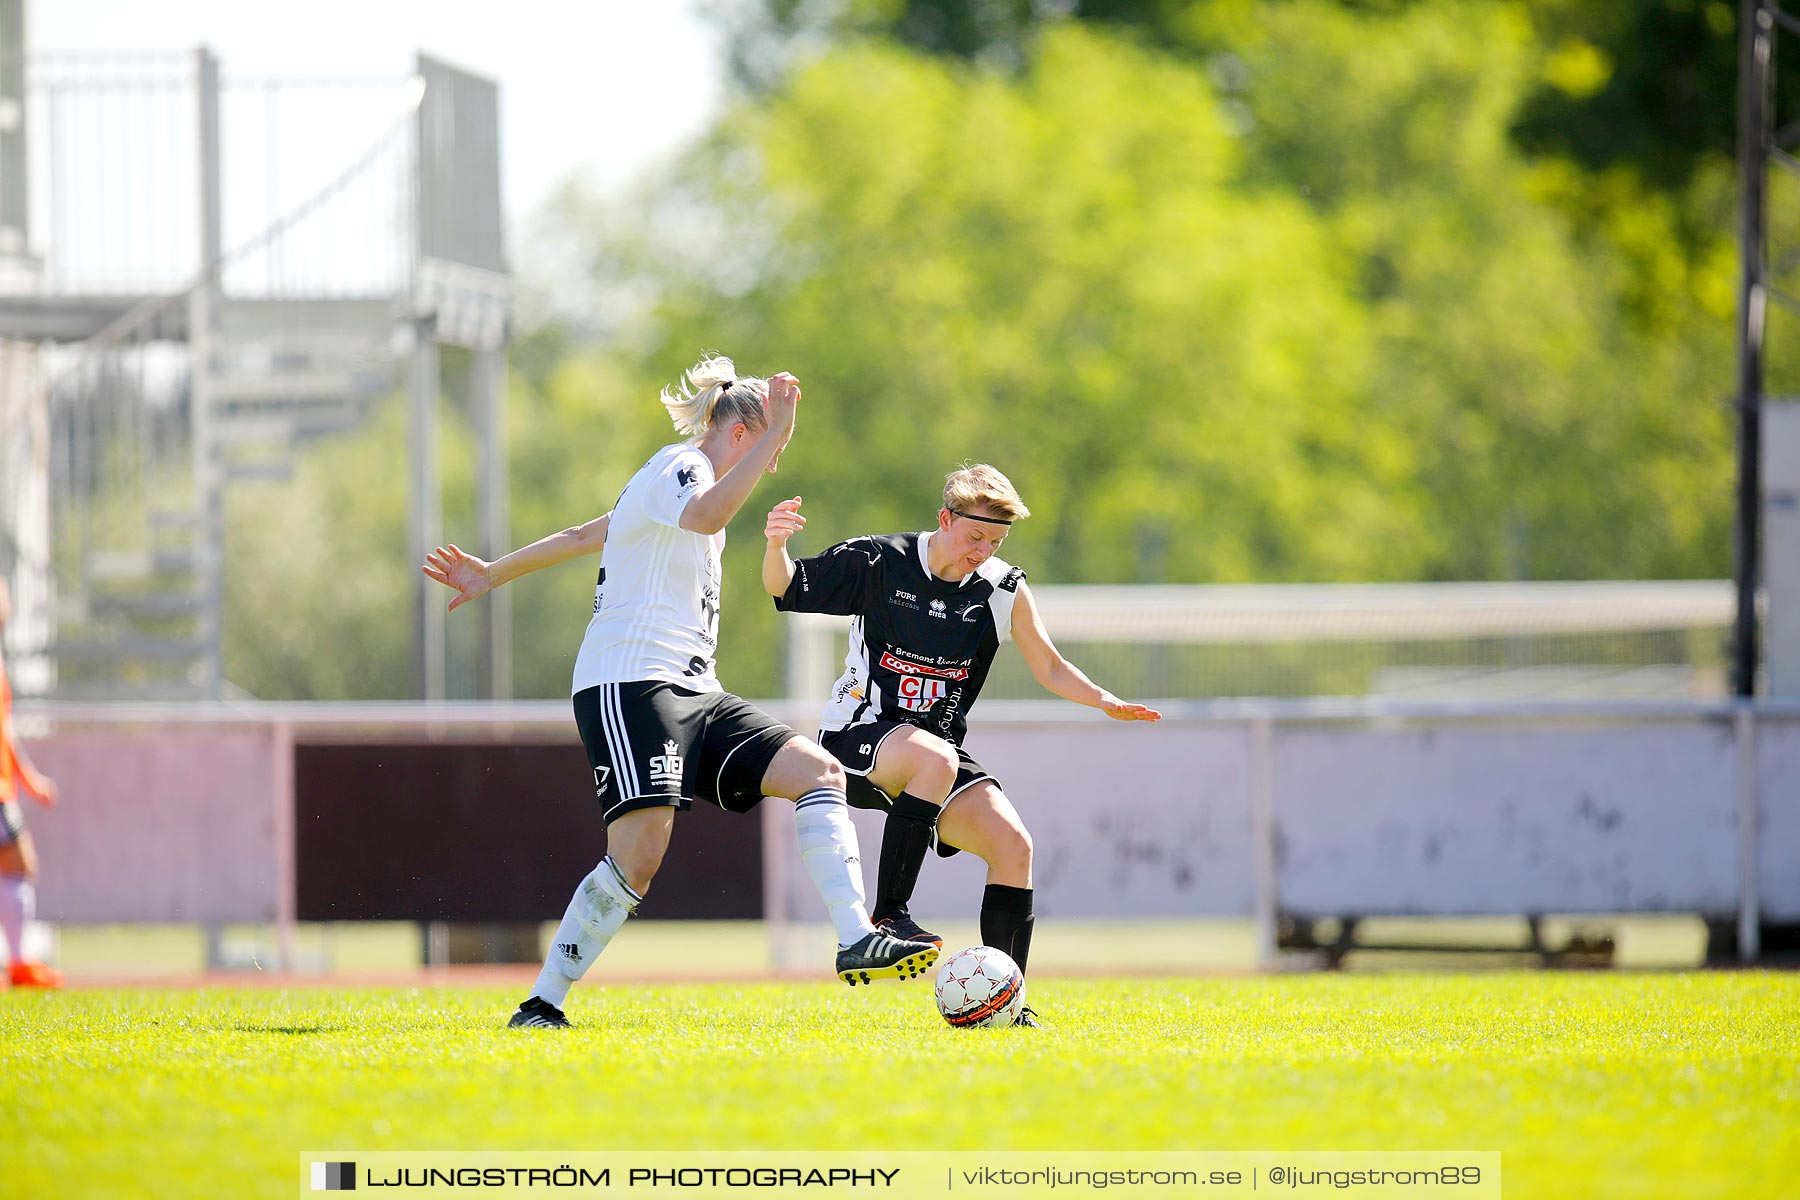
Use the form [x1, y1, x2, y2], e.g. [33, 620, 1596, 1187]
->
[933, 945, 1025, 1028]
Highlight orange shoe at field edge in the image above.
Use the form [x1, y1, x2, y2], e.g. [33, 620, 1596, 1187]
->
[8, 960, 65, 988]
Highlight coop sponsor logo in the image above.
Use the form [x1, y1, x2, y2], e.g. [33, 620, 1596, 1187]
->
[877, 653, 968, 681]
[880, 645, 973, 670]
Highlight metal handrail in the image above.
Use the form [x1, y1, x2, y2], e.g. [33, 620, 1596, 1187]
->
[0, 74, 424, 450]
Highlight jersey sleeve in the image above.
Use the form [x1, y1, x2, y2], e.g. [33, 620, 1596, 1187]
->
[641, 449, 713, 529]
[986, 561, 1027, 644]
[776, 538, 882, 615]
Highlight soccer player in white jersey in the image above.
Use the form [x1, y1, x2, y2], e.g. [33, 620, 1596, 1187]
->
[762, 464, 1161, 1028]
[422, 356, 937, 1029]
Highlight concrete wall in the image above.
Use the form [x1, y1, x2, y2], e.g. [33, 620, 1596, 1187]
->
[18, 706, 1795, 930]
[1274, 722, 1741, 916]
[24, 727, 283, 922]
[770, 712, 1797, 925]
[1758, 717, 1800, 921]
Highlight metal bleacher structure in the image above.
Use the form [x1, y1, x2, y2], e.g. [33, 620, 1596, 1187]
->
[0, 22, 509, 702]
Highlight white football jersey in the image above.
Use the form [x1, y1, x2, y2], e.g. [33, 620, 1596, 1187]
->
[571, 443, 725, 694]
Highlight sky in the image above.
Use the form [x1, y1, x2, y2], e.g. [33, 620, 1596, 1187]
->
[30, 0, 730, 228]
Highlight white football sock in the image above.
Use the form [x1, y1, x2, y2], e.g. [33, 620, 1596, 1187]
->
[793, 788, 876, 947]
[530, 856, 640, 1007]
[0, 875, 30, 964]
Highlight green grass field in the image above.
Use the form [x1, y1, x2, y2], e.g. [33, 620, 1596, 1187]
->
[4, 971, 1796, 1199]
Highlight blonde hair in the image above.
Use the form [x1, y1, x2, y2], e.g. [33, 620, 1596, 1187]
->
[658, 354, 769, 436]
[943, 463, 1030, 522]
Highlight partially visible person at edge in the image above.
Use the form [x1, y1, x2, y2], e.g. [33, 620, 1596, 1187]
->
[0, 577, 63, 989]
[762, 464, 1162, 1028]
[423, 356, 938, 1030]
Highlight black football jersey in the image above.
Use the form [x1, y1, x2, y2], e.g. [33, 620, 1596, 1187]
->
[774, 530, 1025, 744]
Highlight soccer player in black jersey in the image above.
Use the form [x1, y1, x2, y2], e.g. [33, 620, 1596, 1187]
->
[763, 464, 1161, 1028]
[424, 356, 937, 1029]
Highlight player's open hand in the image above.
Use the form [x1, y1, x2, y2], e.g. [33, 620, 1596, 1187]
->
[25, 774, 56, 807]
[765, 497, 806, 546]
[1101, 697, 1162, 722]
[767, 372, 801, 431]
[422, 544, 493, 612]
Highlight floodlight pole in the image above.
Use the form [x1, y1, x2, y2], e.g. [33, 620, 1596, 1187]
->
[1734, 0, 1774, 698]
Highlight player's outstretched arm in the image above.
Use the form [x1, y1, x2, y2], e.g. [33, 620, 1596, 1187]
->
[679, 372, 800, 535]
[4, 730, 56, 806]
[1010, 583, 1162, 722]
[763, 496, 805, 596]
[422, 512, 612, 613]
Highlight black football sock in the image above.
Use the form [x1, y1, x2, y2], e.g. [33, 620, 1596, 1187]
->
[981, 883, 1036, 974]
[874, 792, 940, 919]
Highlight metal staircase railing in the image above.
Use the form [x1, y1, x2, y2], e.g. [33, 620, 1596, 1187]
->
[1, 66, 422, 699]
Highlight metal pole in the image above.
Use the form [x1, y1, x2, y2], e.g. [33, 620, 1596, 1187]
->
[0, 0, 29, 249]
[1735, 0, 1772, 697]
[409, 316, 443, 701]
[1251, 717, 1278, 968]
[474, 345, 510, 700]
[1734, 703, 1761, 962]
[272, 719, 296, 973]
[191, 46, 223, 698]
[762, 795, 794, 972]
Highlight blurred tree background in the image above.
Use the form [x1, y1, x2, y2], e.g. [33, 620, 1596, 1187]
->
[229, 0, 1768, 699]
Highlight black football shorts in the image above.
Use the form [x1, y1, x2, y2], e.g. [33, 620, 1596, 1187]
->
[573, 682, 799, 823]
[818, 719, 998, 858]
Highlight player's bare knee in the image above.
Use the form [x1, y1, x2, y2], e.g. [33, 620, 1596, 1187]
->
[794, 738, 846, 790]
[909, 742, 958, 797]
[605, 812, 672, 893]
[769, 738, 845, 798]
[814, 753, 847, 792]
[609, 845, 663, 895]
[995, 824, 1033, 877]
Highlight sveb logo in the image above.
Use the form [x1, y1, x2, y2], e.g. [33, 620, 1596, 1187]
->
[311, 1161, 356, 1191]
[650, 739, 684, 790]
[592, 766, 611, 797]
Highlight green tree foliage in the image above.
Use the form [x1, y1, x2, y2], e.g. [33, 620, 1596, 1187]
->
[667, 18, 1728, 569]
[1221, 2, 1734, 579]
[726, 0, 1788, 187]
[220, 2, 1739, 700]
[223, 395, 449, 699]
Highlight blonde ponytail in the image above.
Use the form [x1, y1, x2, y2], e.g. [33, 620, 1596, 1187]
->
[659, 354, 769, 436]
